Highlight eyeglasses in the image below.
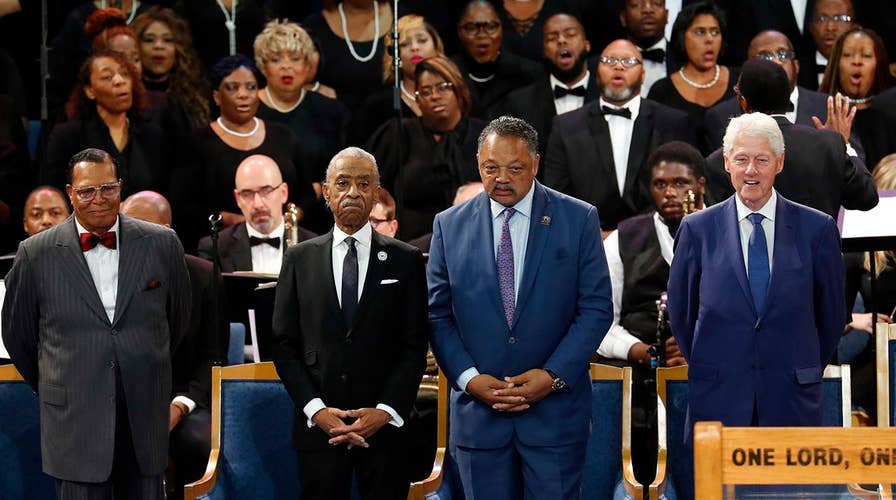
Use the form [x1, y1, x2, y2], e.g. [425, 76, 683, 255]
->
[416, 81, 454, 99]
[460, 21, 501, 36]
[690, 27, 721, 38]
[599, 56, 642, 68]
[812, 14, 852, 24]
[236, 183, 283, 202]
[368, 216, 394, 228]
[70, 181, 122, 202]
[755, 50, 797, 62]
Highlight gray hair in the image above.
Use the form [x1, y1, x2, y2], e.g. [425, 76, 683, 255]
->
[722, 112, 785, 157]
[477, 116, 539, 157]
[325, 147, 380, 184]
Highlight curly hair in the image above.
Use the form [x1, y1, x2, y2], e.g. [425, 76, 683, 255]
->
[819, 27, 894, 98]
[131, 6, 211, 125]
[64, 50, 146, 121]
[254, 19, 316, 69]
[85, 8, 135, 54]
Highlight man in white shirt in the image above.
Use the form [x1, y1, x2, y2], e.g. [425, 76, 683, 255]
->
[619, 0, 670, 94]
[808, 0, 856, 87]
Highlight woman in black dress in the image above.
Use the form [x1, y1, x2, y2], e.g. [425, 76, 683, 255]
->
[820, 27, 896, 170]
[171, 55, 316, 250]
[647, 1, 737, 154]
[499, 0, 570, 63]
[367, 55, 486, 241]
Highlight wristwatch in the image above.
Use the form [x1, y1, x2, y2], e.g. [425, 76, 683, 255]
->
[544, 369, 567, 392]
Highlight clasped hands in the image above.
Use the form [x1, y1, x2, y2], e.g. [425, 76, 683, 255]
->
[467, 369, 554, 412]
[312, 407, 391, 449]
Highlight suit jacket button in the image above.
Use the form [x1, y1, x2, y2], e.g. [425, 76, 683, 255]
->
[111, 329, 118, 336]
[345, 338, 352, 345]
[109, 361, 116, 368]
[508, 336, 516, 344]
[341, 373, 348, 382]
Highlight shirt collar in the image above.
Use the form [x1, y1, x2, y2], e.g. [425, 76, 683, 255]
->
[75, 215, 120, 241]
[490, 182, 535, 220]
[333, 222, 372, 250]
[734, 189, 777, 222]
[549, 70, 590, 92]
[643, 38, 667, 51]
[246, 220, 284, 239]
[816, 50, 828, 66]
[599, 95, 641, 118]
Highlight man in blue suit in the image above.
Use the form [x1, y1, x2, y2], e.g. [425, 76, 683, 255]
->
[427, 116, 613, 499]
[667, 112, 845, 439]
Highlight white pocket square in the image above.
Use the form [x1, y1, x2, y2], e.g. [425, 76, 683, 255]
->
[380, 279, 399, 284]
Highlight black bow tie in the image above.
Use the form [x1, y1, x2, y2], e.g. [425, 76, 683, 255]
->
[641, 47, 665, 63]
[249, 236, 281, 249]
[601, 105, 632, 119]
[816, 63, 827, 74]
[553, 85, 587, 99]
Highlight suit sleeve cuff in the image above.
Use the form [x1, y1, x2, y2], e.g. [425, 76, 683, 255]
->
[303, 398, 326, 428]
[172, 395, 196, 414]
[376, 403, 404, 428]
[845, 143, 858, 158]
[457, 367, 480, 393]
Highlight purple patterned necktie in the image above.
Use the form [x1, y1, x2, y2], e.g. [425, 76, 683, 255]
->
[497, 208, 516, 327]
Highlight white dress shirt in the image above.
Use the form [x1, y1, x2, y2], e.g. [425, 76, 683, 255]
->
[247, 221, 285, 275]
[735, 190, 777, 274]
[550, 70, 590, 116]
[815, 51, 828, 87]
[600, 96, 642, 196]
[664, 0, 682, 42]
[790, 0, 808, 33]
[598, 213, 675, 360]
[787, 86, 799, 124]
[456, 183, 535, 392]
[76, 217, 119, 323]
[640, 38, 668, 95]
[302, 223, 402, 428]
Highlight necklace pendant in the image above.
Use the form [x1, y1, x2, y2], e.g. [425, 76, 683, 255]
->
[225, 20, 235, 31]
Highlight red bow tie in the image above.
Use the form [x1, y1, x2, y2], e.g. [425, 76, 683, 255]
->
[80, 231, 117, 252]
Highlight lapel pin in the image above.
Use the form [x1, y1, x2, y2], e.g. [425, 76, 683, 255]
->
[541, 216, 551, 226]
[377, 251, 388, 262]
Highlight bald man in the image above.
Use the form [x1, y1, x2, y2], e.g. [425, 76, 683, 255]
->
[546, 39, 693, 232]
[23, 186, 69, 236]
[197, 155, 316, 273]
[121, 191, 227, 500]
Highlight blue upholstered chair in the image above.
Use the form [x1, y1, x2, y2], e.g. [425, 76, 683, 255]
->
[0, 364, 55, 499]
[650, 365, 857, 500]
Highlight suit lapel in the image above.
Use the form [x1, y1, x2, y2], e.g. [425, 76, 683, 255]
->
[586, 104, 618, 199]
[719, 198, 757, 315]
[232, 224, 253, 271]
[795, 90, 812, 124]
[764, 197, 800, 316]
[316, 232, 345, 334]
[473, 194, 504, 318]
[55, 217, 109, 324]
[113, 216, 149, 327]
[512, 183, 552, 328]
[349, 232, 387, 335]
[624, 100, 652, 210]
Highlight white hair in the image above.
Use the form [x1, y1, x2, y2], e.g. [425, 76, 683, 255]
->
[324, 147, 379, 184]
[722, 112, 785, 157]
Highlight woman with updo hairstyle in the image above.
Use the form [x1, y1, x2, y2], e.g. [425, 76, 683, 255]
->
[254, 19, 350, 198]
[43, 50, 171, 200]
[84, 8, 143, 76]
[820, 27, 896, 170]
[366, 55, 486, 240]
[354, 14, 445, 144]
[131, 6, 211, 126]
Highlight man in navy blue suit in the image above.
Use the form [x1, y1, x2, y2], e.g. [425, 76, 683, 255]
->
[427, 116, 613, 499]
[667, 112, 845, 439]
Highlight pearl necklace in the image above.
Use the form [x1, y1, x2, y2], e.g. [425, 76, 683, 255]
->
[849, 96, 873, 105]
[99, 0, 138, 23]
[338, 1, 380, 63]
[678, 64, 720, 89]
[265, 86, 305, 113]
[400, 82, 415, 100]
[468, 73, 495, 83]
[216, 0, 237, 56]
[216, 116, 259, 137]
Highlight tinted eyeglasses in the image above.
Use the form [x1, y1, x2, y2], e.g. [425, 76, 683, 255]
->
[460, 21, 501, 36]
[416, 81, 454, 99]
[812, 14, 852, 24]
[71, 181, 122, 202]
[756, 50, 797, 62]
[599, 56, 642, 68]
[237, 183, 283, 202]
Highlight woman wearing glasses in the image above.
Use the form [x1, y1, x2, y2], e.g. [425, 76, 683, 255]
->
[43, 51, 170, 200]
[451, 0, 543, 119]
[647, 1, 737, 153]
[366, 55, 486, 241]
[171, 55, 316, 250]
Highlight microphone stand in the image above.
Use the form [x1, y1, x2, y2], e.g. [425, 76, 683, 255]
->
[39, 0, 49, 182]
[391, 0, 404, 237]
[208, 213, 224, 366]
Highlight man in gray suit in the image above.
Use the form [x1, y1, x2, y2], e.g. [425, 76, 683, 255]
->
[2, 148, 191, 499]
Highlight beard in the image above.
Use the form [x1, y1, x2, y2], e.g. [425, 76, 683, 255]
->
[599, 75, 643, 104]
[546, 50, 589, 84]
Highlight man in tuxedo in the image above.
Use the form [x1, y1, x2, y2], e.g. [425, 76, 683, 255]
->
[808, 0, 856, 88]
[428, 116, 613, 499]
[705, 58, 877, 219]
[23, 185, 69, 236]
[721, 0, 816, 71]
[668, 112, 845, 438]
[120, 191, 227, 500]
[495, 13, 597, 170]
[545, 39, 691, 233]
[2, 148, 191, 499]
[197, 154, 315, 273]
[272, 147, 429, 500]
[704, 31, 832, 151]
[620, 0, 670, 94]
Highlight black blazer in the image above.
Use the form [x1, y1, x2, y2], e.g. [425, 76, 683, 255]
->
[196, 222, 317, 272]
[452, 51, 544, 120]
[272, 231, 429, 449]
[705, 116, 879, 219]
[544, 98, 692, 230]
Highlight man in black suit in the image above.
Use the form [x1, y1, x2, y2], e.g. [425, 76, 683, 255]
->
[705, 58, 878, 219]
[545, 39, 691, 233]
[197, 154, 315, 273]
[120, 190, 228, 500]
[495, 13, 597, 172]
[705, 31, 831, 152]
[620, 0, 670, 94]
[807, 0, 857, 89]
[272, 147, 429, 500]
[721, 0, 815, 71]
